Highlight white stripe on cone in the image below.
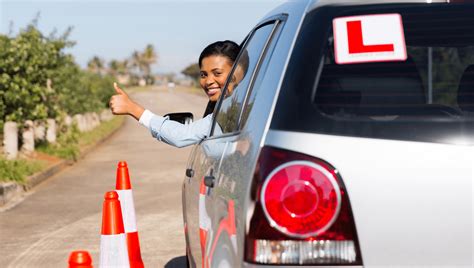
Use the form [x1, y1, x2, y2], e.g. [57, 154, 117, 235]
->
[99, 233, 130, 268]
[116, 189, 137, 233]
[230, 234, 237, 252]
[199, 194, 212, 230]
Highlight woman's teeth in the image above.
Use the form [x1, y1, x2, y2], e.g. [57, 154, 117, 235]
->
[207, 88, 220, 95]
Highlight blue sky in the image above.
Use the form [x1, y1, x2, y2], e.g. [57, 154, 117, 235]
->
[1, 0, 283, 73]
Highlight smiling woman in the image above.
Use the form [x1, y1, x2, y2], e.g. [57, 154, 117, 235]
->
[200, 55, 232, 101]
[109, 40, 241, 148]
[199, 41, 240, 102]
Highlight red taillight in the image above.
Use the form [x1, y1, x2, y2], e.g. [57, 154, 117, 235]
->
[246, 146, 362, 265]
[261, 161, 341, 238]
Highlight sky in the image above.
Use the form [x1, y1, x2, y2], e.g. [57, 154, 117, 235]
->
[0, 0, 284, 74]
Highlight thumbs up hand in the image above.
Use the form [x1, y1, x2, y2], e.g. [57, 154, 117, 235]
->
[110, 82, 131, 114]
[109, 83, 145, 120]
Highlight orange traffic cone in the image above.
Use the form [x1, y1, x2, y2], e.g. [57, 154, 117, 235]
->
[100, 191, 130, 267]
[115, 161, 144, 268]
[68, 250, 93, 268]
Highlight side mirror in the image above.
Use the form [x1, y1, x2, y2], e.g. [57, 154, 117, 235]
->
[164, 112, 194, 125]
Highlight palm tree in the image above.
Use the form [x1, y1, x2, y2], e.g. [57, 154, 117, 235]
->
[118, 59, 130, 75]
[141, 44, 158, 84]
[87, 56, 105, 75]
[108, 59, 120, 76]
[130, 51, 144, 74]
[129, 45, 158, 85]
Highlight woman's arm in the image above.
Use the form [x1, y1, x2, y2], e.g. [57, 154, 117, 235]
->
[109, 83, 212, 148]
[145, 113, 213, 148]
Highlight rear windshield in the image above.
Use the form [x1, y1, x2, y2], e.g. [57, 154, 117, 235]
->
[271, 3, 474, 145]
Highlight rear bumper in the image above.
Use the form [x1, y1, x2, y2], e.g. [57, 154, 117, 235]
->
[244, 263, 363, 268]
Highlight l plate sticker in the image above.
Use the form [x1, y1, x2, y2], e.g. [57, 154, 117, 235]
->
[333, 13, 407, 64]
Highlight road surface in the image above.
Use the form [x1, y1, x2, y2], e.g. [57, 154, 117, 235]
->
[0, 86, 207, 267]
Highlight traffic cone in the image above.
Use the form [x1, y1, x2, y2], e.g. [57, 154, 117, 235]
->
[115, 161, 144, 268]
[68, 250, 93, 268]
[100, 191, 130, 267]
[199, 179, 211, 268]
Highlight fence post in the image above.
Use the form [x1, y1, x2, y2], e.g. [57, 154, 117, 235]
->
[64, 115, 73, 128]
[46, 119, 57, 144]
[34, 120, 46, 142]
[3, 122, 18, 160]
[92, 112, 100, 128]
[21, 120, 35, 155]
[73, 114, 85, 132]
[100, 110, 108, 122]
[87, 113, 94, 131]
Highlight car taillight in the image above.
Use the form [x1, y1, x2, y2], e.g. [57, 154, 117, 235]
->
[262, 160, 341, 238]
[246, 146, 362, 265]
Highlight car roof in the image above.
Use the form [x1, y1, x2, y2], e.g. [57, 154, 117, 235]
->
[309, 0, 453, 10]
[262, 0, 451, 24]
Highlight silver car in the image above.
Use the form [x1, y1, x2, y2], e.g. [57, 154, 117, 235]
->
[181, 0, 474, 266]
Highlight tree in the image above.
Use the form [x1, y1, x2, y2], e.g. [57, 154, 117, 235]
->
[87, 56, 105, 75]
[129, 44, 158, 85]
[0, 18, 116, 131]
[141, 44, 157, 83]
[117, 59, 130, 75]
[130, 51, 143, 73]
[108, 60, 120, 76]
[181, 63, 200, 85]
[0, 23, 61, 123]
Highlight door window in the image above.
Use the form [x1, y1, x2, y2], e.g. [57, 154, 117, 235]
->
[212, 23, 277, 136]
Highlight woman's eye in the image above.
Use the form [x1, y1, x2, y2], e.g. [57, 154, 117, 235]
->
[200, 73, 206, 78]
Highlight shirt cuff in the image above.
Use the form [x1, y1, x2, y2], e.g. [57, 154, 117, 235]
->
[138, 109, 155, 129]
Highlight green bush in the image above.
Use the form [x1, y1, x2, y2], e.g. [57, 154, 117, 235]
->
[0, 158, 45, 184]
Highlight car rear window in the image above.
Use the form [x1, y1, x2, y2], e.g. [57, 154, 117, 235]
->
[271, 3, 474, 145]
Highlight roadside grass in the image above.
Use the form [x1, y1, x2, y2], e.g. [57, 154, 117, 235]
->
[0, 116, 123, 184]
[37, 116, 124, 161]
[0, 116, 124, 184]
[36, 124, 81, 161]
[79, 116, 124, 147]
[0, 158, 45, 184]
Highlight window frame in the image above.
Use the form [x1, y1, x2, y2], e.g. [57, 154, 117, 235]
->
[208, 14, 287, 139]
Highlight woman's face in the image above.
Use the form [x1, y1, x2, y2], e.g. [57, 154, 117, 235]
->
[199, 55, 233, 102]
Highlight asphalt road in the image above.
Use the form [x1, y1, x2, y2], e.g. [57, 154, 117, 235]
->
[0, 86, 208, 268]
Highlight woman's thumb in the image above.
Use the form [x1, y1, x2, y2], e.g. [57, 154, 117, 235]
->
[114, 82, 126, 95]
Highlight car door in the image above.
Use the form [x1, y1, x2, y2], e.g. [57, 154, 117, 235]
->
[182, 144, 200, 264]
[184, 138, 228, 267]
[186, 18, 285, 267]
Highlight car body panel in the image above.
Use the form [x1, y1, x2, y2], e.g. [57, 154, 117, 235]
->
[265, 130, 473, 266]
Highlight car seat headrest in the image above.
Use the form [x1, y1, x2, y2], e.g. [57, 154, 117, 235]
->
[457, 65, 474, 112]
